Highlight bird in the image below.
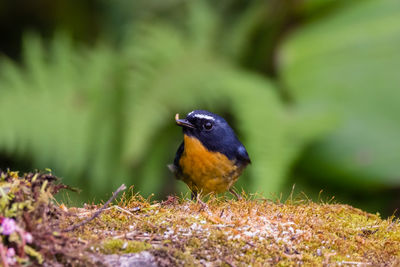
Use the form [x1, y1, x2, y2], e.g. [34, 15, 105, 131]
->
[168, 110, 251, 199]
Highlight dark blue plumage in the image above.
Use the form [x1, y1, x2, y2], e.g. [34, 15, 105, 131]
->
[169, 110, 251, 197]
[180, 110, 250, 165]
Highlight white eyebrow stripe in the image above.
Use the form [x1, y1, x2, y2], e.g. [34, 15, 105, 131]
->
[193, 114, 215, 121]
[188, 111, 194, 116]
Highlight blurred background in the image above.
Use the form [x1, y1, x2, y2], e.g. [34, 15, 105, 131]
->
[0, 0, 399, 216]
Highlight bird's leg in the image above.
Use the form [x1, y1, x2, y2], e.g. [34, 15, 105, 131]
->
[229, 188, 242, 201]
[191, 190, 207, 210]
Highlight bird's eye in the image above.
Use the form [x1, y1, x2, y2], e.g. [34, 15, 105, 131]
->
[204, 122, 213, 130]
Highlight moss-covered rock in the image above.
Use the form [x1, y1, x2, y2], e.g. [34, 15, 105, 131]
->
[66, 193, 400, 266]
[1, 171, 399, 266]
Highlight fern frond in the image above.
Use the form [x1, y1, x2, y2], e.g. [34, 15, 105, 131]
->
[0, 2, 329, 200]
[121, 21, 328, 193]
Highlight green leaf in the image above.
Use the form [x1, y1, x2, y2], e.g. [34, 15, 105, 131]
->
[280, 0, 400, 187]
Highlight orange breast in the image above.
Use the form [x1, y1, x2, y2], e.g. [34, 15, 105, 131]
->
[179, 135, 240, 194]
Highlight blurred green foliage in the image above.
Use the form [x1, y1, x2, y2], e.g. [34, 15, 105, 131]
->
[281, 0, 400, 188]
[0, 0, 399, 214]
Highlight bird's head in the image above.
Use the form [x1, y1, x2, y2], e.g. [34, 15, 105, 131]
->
[175, 110, 250, 164]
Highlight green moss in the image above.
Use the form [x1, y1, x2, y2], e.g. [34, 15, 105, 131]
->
[100, 239, 152, 254]
[153, 247, 198, 267]
[186, 237, 201, 249]
[173, 250, 198, 267]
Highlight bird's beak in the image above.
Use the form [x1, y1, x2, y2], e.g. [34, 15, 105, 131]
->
[175, 113, 195, 129]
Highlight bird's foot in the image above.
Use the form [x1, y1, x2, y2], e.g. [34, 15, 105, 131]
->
[192, 192, 208, 211]
[229, 188, 243, 201]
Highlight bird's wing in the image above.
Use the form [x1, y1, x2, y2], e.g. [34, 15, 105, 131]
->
[168, 142, 184, 177]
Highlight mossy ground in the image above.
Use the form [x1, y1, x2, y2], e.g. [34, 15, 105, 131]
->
[1, 171, 399, 266]
[63, 191, 400, 266]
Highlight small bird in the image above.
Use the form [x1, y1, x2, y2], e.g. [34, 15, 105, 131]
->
[169, 110, 251, 198]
